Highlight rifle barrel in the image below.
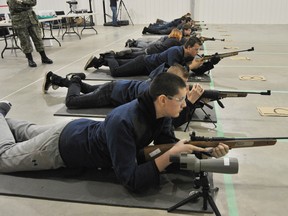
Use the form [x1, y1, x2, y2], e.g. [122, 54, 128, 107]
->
[218, 90, 271, 96]
[202, 47, 255, 60]
[190, 136, 288, 142]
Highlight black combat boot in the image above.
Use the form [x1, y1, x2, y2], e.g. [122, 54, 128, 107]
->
[39, 51, 53, 64]
[25, 53, 37, 67]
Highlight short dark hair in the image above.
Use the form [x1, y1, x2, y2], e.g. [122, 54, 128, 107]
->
[149, 73, 186, 101]
[184, 36, 202, 48]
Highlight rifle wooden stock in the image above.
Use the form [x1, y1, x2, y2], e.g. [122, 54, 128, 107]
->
[142, 138, 277, 161]
[201, 47, 254, 61]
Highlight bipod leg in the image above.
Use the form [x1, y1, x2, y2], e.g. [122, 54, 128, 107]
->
[184, 108, 196, 132]
[167, 191, 202, 212]
[200, 107, 217, 128]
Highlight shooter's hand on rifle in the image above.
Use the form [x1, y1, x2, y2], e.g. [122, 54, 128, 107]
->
[209, 55, 221, 65]
[169, 139, 206, 155]
[170, 140, 229, 159]
[208, 143, 230, 158]
[186, 83, 204, 104]
[188, 57, 204, 70]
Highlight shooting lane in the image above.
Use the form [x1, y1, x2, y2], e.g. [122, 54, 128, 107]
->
[198, 17, 288, 216]
[1, 0, 288, 216]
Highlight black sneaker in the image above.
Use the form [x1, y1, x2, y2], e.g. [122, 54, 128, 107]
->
[84, 56, 97, 70]
[142, 27, 148, 34]
[125, 39, 132, 47]
[94, 57, 106, 68]
[42, 71, 56, 94]
[42, 57, 53, 64]
[28, 59, 37, 67]
[66, 73, 86, 80]
[0, 101, 12, 117]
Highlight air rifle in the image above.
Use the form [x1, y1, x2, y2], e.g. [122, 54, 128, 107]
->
[182, 89, 271, 130]
[200, 89, 271, 108]
[141, 132, 288, 161]
[201, 47, 254, 61]
[199, 36, 225, 42]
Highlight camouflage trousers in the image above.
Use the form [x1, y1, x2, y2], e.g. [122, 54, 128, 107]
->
[15, 24, 44, 54]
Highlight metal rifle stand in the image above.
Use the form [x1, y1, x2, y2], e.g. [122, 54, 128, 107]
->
[184, 101, 216, 132]
[167, 171, 221, 216]
[117, 0, 134, 25]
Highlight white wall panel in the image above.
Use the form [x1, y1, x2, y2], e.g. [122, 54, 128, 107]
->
[195, 0, 288, 24]
[32, 0, 288, 24]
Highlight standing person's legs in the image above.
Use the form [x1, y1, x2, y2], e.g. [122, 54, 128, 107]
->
[106, 55, 148, 77]
[65, 77, 115, 109]
[29, 25, 53, 64]
[110, 6, 118, 26]
[15, 27, 37, 67]
[15, 27, 33, 54]
[29, 25, 44, 54]
[0, 117, 68, 173]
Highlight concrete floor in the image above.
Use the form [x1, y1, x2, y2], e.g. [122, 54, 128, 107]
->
[0, 24, 288, 216]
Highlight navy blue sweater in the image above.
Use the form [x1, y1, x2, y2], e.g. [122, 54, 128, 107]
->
[59, 90, 178, 192]
[146, 37, 182, 54]
[144, 46, 214, 75]
[110, 63, 166, 105]
[144, 46, 185, 72]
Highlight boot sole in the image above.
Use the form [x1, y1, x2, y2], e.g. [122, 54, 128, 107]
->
[42, 71, 52, 94]
[84, 56, 95, 70]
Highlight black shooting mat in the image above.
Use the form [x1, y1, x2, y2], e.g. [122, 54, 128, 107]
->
[0, 168, 215, 213]
[54, 103, 217, 123]
[86, 68, 211, 83]
[85, 68, 148, 81]
[54, 106, 113, 118]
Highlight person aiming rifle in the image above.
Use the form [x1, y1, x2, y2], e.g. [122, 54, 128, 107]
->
[0, 73, 230, 193]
